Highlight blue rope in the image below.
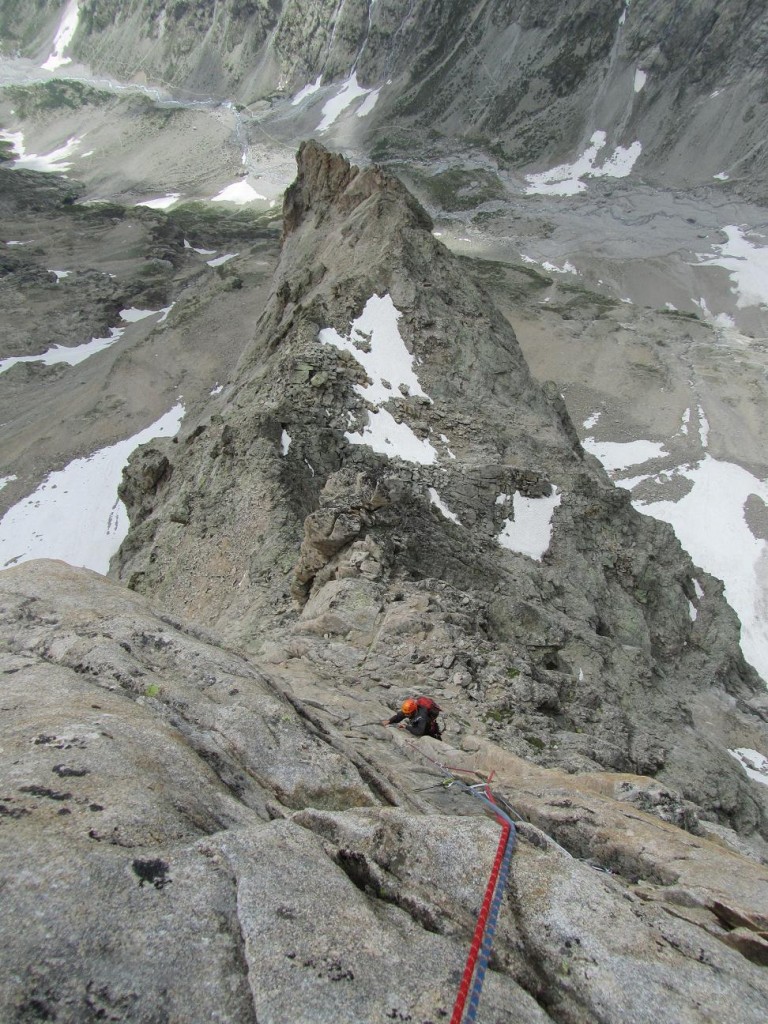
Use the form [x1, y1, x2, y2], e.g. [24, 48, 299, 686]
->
[456, 787, 517, 1024]
[464, 828, 515, 1022]
[398, 743, 519, 1024]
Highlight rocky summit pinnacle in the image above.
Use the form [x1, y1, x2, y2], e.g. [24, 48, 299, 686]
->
[112, 142, 768, 846]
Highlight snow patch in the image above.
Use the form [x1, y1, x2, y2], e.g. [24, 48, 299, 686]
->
[498, 489, 562, 561]
[119, 308, 159, 323]
[439, 434, 456, 459]
[697, 404, 710, 448]
[729, 748, 768, 786]
[541, 260, 578, 275]
[211, 181, 266, 204]
[0, 129, 80, 173]
[583, 411, 601, 430]
[0, 304, 172, 376]
[0, 475, 17, 491]
[525, 131, 642, 196]
[633, 456, 768, 683]
[317, 73, 378, 132]
[136, 193, 180, 210]
[583, 437, 667, 473]
[292, 76, 322, 105]
[206, 253, 238, 267]
[280, 430, 292, 456]
[0, 403, 184, 574]
[0, 328, 125, 375]
[319, 293, 430, 406]
[428, 488, 461, 524]
[345, 408, 437, 465]
[356, 89, 381, 118]
[184, 239, 217, 255]
[713, 172, 729, 181]
[42, 0, 80, 71]
[697, 225, 768, 309]
[634, 69, 647, 93]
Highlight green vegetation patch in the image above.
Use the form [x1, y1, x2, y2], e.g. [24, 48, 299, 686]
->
[166, 200, 282, 245]
[546, 281, 617, 317]
[4, 80, 111, 117]
[657, 308, 700, 321]
[422, 167, 506, 211]
[0, 138, 15, 163]
[456, 254, 553, 304]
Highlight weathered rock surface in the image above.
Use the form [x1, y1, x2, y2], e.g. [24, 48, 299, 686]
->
[2, 559, 768, 1023]
[111, 142, 768, 850]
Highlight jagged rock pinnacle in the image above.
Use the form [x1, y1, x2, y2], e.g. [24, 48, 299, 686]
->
[106, 142, 768, 851]
[283, 139, 433, 237]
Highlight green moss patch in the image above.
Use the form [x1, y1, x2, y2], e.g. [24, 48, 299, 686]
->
[422, 167, 506, 211]
[4, 80, 111, 117]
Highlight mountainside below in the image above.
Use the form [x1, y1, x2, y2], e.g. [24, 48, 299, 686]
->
[0, 158, 280, 530]
[7, 0, 768, 197]
[110, 141, 768, 854]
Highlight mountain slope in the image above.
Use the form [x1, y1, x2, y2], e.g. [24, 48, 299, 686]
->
[10, 0, 768, 194]
[3, 557, 768, 1023]
[111, 141, 768, 848]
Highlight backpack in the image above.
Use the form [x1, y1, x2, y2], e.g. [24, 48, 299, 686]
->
[416, 696, 441, 719]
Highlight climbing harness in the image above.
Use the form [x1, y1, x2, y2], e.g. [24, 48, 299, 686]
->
[401, 739, 518, 1024]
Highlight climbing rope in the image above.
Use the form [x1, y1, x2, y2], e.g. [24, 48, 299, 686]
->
[400, 738, 517, 1024]
[464, 790, 517, 1023]
[449, 785, 516, 1024]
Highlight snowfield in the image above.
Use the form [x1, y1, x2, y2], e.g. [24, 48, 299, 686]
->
[525, 131, 642, 196]
[582, 410, 768, 683]
[0, 404, 184, 575]
[320, 294, 442, 465]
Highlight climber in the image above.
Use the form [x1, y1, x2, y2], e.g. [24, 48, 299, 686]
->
[382, 697, 442, 740]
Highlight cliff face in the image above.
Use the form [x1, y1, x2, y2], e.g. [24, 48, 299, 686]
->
[11, 0, 768, 193]
[111, 141, 768, 848]
[3, 558, 768, 1022]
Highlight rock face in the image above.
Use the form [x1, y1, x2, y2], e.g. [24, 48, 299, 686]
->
[3, 559, 768, 1024]
[110, 141, 768, 852]
[15, 0, 768, 194]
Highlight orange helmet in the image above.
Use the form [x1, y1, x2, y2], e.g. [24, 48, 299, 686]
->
[401, 698, 417, 715]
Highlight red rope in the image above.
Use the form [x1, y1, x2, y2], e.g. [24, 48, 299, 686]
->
[449, 786, 510, 1024]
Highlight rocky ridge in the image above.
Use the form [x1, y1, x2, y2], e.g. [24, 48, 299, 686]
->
[111, 141, 768, 855]
[3, 555, 768, 1023]
[0, 62, 767, 1023]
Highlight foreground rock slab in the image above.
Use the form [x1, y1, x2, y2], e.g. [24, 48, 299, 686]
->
[2, 561, 768, 1023]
